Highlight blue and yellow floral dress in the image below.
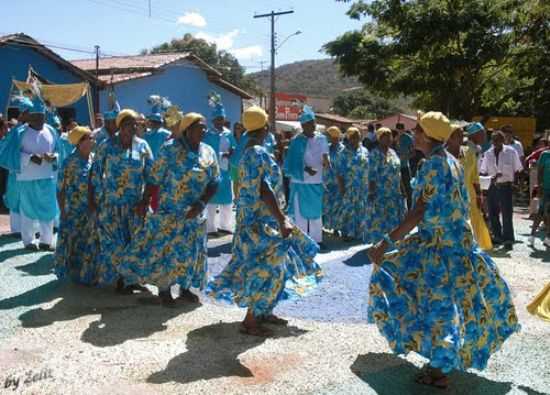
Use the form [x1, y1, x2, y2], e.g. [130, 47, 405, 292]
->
[368, 151, 520, 373]
[335, 145, 369, 240]
[116, 139, 220, 290]
[206, 145, 323, 317]
[323, 142, 344, 231]
[364, 147, 406, 243]
[55, 152, 100, 285]
[91, 135, 153, 285]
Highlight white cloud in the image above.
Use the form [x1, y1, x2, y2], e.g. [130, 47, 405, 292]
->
[231, 45, 263, 60]
[195, 30, 239, 51]
[177, 12, 206, 28]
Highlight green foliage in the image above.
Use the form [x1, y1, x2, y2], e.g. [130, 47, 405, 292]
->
[333, 88, 401, 119]
[143, 33, 259, 94]
[327, 0, 547, 127]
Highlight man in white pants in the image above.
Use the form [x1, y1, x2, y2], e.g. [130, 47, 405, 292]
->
[284, 106, 330, 250]
[0, 95, 59, 251]
[202, 99, 235, 235]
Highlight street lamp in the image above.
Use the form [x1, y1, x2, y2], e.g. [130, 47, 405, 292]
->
[276, 30, 302, 52]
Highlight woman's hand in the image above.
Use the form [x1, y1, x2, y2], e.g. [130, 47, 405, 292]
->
[367, 240, 388, 265]
[279, 216, 294, 238]
[185, 201, 205, 219]
[135, 199, 149, 218]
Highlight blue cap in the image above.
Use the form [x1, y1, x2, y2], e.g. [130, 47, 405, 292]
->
[10, 96, 33, 113]
[29, 95, 46, 114]
[465, 122, 484, 136]
[147, 103, 163, 122]
[211, 103, 226, 119]
[298, 105, 315, 124]
[104, 109, 119, 121]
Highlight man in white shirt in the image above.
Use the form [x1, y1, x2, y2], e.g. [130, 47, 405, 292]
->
[502, 124, 525, 163]
[480, 130, 523, 250]
[284, 106, 330, 249]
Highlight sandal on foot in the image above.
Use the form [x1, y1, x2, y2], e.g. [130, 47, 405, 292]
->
[239, 323, 273, 337]
[260, 314, 288, 326]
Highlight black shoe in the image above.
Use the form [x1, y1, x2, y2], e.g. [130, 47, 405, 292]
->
[208, 231, 220, 238]
[24, 244, 39, 251]
[492, 238, 503, 246]
[38, 243, 55, 252]
[503, 243, 513, 251]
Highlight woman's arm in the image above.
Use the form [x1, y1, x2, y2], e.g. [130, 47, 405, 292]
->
[260, 180, 292, 237]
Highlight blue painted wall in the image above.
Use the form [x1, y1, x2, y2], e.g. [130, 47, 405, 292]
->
[100, 60, 243, 128]
[0, 44, 92, 125]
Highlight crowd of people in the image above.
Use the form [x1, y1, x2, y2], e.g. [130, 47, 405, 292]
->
[1, 87, 549, 390]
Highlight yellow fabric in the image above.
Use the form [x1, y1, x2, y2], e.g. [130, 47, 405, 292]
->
[473, 115, 536, 149]
[346, 127, 360, 139]
[460, 146, 493, 250]
[417, 111, 452, 142]
[164, 106, 183, 129]
[242, 106, 268, 132]
[376, 127, 392, 140]
[13, 80, 89, 107]
[178, 112, 204, 133]
[527, 283, 550, 322]
[116, 109, 139, 128]
[68, 126, 91, 145]
[326, 126, 342, 138]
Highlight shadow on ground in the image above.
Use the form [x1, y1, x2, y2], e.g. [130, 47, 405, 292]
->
[15, 254, 54, 276]
[207, 241, 232, 258]
[148, 322, 307, 385]
[342, 248, 371, 267]
[0, 279, 200, 347]
[351, 353, 548, 395]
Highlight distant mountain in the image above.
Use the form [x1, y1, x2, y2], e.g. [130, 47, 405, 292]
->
[248, 58, 360, 99]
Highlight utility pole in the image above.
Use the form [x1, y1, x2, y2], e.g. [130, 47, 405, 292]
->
[94, 45, 100, 114]
[254, 10, 293, 132]
[148, 0, 151, 17]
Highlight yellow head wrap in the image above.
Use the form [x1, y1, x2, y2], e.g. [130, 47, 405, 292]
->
[178, 112, 204, 133]
[326, 126, 342, 138]
[164, 106, 183, 129]
[346, 127, 361, 140]
[417, 111, 452, 142]
[242, 106, 268, 132]
[116, 109, 139, 128]
[68, 126, 92, 145]
[376, 127, 392, 140]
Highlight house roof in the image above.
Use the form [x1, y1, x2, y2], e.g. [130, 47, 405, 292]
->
[71, 52, 252, 99]
[316, 112, 358, 124]
[0, 33, 101, 85]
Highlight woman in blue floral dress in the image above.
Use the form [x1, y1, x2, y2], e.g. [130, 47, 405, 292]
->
[88, 109, 154, 291]
[116, 113, 220, 307]
[335, 127, 369, 241]
[323, 126, 344, 233]
[206, 106, 322, 337]
[55, 126, 99, 285]
[365, 127, 406, 243]
[367, 111, 519, 389]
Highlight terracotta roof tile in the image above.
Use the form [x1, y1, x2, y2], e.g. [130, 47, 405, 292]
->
[71, 53, 191, 71]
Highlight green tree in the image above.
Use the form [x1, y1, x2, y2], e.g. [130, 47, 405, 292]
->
[143, 33, 261, 95]
[325, 0, 521, 120]
[333, 88, 400, 119]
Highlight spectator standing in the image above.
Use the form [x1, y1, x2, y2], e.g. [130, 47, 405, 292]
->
[480, 131, 523, 250]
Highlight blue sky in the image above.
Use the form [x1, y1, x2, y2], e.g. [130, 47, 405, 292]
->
[4, 0, 363, 71]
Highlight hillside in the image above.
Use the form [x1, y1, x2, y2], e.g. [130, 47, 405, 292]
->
[248, 58, 360, 99]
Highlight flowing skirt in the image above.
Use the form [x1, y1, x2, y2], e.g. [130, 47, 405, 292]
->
[55, 210, 100, 285]
[206, 223, 322, 316]
[527, 283, 550, 322]
[368, 233, 520, 373]
[364, 192, 406, 244]
[336, 186, 368, 240]
[116, 211, 208, 290]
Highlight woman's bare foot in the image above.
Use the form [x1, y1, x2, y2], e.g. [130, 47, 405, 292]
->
[178, 289, 200, 303]
[415, 366, 449, 389]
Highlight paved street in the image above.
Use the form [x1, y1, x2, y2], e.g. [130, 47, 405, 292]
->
[0, 210, 549, 394]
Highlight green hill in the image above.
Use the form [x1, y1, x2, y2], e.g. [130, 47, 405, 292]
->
[248, 58, 360, 98]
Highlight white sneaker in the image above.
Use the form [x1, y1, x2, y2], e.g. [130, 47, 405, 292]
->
[528, 236, 535, 247]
